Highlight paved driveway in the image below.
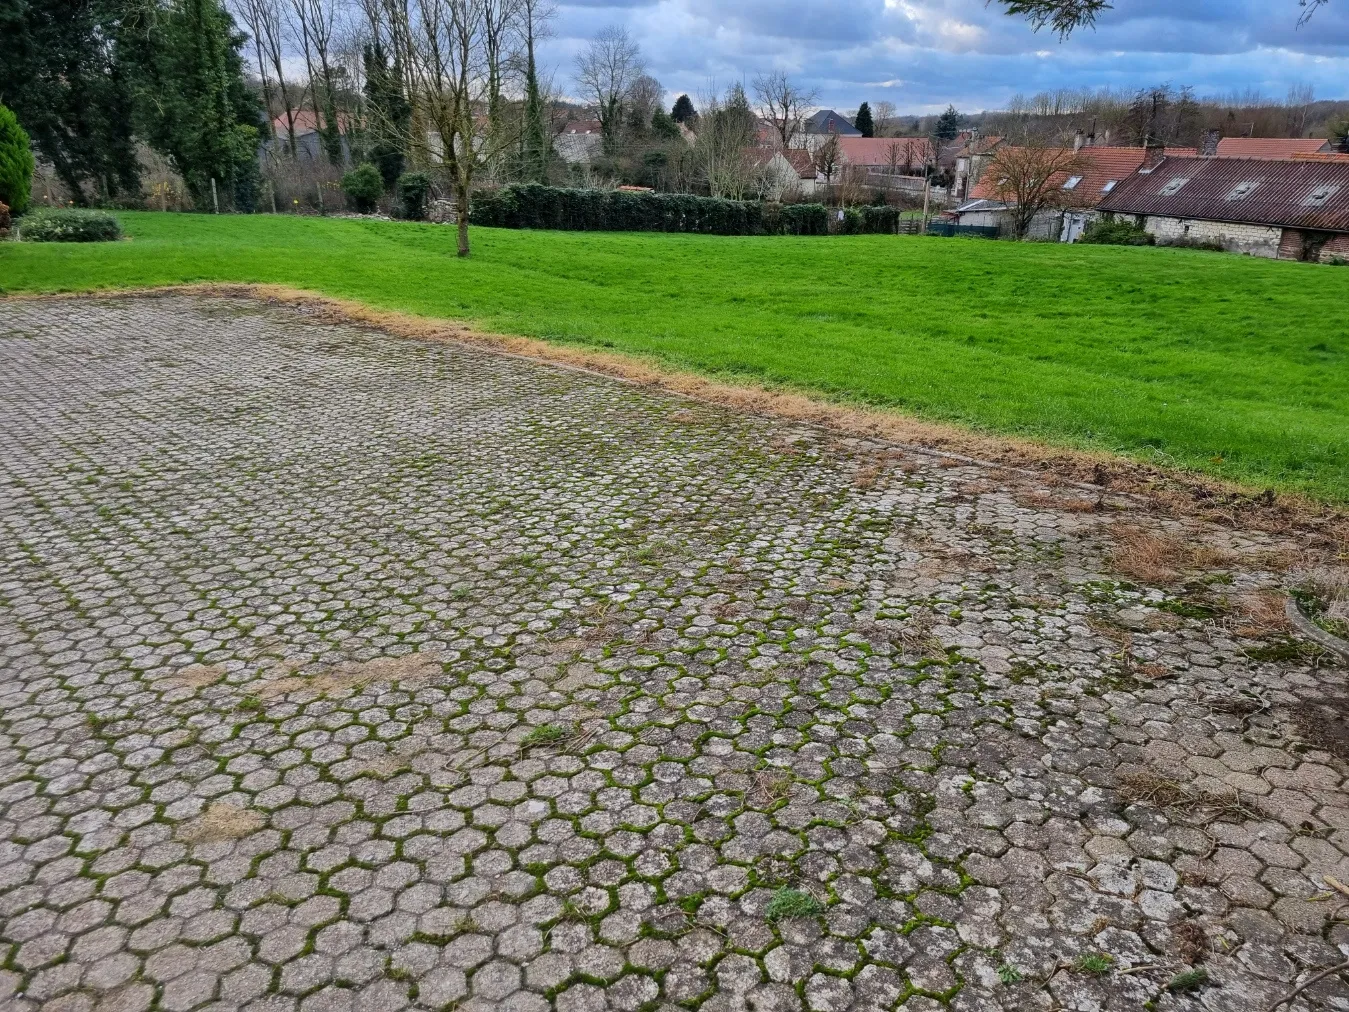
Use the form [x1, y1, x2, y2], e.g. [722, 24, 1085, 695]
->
[1, 295, 1346, 1012]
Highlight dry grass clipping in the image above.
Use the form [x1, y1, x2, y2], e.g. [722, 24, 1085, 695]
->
[1116, 770, 1257, 822]
[254, 653, 445, 699]
[170, 664, 227, 689]
[177, 802, 264, 843]
[1107, 526, 1237, 585]
[1230, 590, 1293, 638]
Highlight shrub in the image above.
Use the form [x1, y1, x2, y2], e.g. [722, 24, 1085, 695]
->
[19, 208, 122, 242]
[839, 206, 864, 235]
[397, 172, 432, 221]
[860, 205, 899, 234]
[0, 102, 35, 214]
[1078, 217, 1155, 246]
[341, 163, 384, 213]
[779, 203, 828, 236]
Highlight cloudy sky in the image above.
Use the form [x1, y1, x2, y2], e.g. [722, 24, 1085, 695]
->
[540, 0, 1349, 114]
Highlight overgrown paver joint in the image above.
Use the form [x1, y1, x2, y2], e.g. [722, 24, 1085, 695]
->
[0, 295, 1345, 1012]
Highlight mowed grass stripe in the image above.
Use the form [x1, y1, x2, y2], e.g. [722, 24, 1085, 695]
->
[2, 211, 1345, 500]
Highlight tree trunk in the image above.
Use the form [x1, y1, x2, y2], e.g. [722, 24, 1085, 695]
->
[456, 182, 470, 257]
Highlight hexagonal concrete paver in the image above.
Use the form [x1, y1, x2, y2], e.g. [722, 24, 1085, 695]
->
[1, 294, 1347, 1011]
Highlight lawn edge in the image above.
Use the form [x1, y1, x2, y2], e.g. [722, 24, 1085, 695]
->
[8, 281, 1346, 549]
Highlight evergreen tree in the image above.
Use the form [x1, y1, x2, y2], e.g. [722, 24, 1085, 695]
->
[854, 102, 874, 138]
[935, 104, 961, 142]
[651, 109, 679, 141]
[0, 102, 36, 212]
[362, 40, 409, 190]
[671, 94, 696, 125]
[123, 0, 262, 209]
[0, 0, 140, 204]
[520, 6, 549, 184]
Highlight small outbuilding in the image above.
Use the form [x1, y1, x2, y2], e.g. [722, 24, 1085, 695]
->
[1096, 155, 1349, 260]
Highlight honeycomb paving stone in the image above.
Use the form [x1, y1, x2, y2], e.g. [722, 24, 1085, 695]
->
[0, 293, 1346, 1009]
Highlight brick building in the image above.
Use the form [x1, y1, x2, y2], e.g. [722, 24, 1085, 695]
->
[1096, 155, 1349, 261]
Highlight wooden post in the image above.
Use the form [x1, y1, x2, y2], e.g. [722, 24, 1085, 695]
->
[270, 182, 278, 214]
[921, 177, 931, 234]
[211, 177, 219, 213]
[317, 182, 324, 213]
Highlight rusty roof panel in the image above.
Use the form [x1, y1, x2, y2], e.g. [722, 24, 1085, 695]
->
[1097, 155, 1349, 232]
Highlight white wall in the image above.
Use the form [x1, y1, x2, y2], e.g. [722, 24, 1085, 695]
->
[1142, 216, 1283, 258]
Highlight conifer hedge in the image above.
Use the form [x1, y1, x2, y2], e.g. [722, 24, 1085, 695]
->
[468, 185, 898, 236]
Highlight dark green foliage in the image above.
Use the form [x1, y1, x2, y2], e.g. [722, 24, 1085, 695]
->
[854, 102, 874, 138]
[671, 94, 697, 125]
[999, 0, 1111, 36]
[839, 206, 863, 234]
[860, 205, 899, 234]
[341, 163, 383, 213]
[123, 0, 261, 209]
[0, 0, 141, 204]
[935, 105, 961, 142]
[651, 109, 680, 141]
[1078, 217, 1156, 246]
[397, 172, 431, 221]
[521, 44, 548, 184]
[0, 102, 35, 213]
[470, 184, 775, 236]
[779, 203, 829, 236]
[18, 207, 121, 241]
[363, 40, 411, 190]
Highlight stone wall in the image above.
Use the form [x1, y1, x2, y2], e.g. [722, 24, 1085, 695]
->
[1141, 215, 1283, 257]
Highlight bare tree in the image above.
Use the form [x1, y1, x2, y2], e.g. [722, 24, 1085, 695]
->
[287, 0, 347, 163]
[574, 26, 643, 153]
[984, 142, 1088, 238]
[384, 0, 517, 254]
[696, 82, 759, 199]
[1287, 83, 1316, 137]
[752, 70, 818, 150]
[814, 133, 840, 186]
[625, 74, 663, 135]
[233, 0, 301, 156]
[872, 100, 898, 138]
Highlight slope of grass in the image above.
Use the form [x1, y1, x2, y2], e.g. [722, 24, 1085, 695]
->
[3, 211, 1346, 500]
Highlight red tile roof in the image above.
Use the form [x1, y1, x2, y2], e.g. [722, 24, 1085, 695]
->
[1098, 155, 1349, 231]
[271, 110, 352, 136]
[837, 136, 934, 170]
[970, 146, 1195, 206]
[1214, 136, 1330, 159]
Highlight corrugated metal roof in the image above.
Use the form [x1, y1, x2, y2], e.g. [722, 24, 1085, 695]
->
[1097, 155, 1349, 231]
[1214, 137, 1330, 159]
[969, 146, 1195, 207]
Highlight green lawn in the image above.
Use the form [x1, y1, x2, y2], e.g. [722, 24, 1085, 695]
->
[3, 211, 1346, 501]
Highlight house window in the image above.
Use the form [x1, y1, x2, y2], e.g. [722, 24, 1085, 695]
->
[1306, 184, 1339, 206]
[1101, 180, 1118, 193]
[1227, 181, 1259, 201]
[1159, 177, 1189, 196]
[1062, 175, 1083, 190]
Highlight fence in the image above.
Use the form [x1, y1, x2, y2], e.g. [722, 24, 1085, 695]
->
[924, 221, 1000, 239]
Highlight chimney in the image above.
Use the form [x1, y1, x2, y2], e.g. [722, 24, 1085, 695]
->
[1142, 137, 1166, 171]
[1199, 128, 1220, 158]
[1073, 129, 1085, 152]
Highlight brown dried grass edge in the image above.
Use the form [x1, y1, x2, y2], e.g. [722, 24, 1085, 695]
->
[11, 283, 1347, 558]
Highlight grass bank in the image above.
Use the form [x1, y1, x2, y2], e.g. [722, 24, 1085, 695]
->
[3, 211, 1345, 501]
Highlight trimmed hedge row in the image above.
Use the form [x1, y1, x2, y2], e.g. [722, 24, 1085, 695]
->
[468, 184, 899, 236]
[18, 208, 122, 242]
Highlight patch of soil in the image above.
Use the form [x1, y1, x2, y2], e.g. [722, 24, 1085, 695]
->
[254, 652, 445, 699]
[177, 802, 264, 843]
[1290, 696, 1349, 764]
[170, 663, 228, 688]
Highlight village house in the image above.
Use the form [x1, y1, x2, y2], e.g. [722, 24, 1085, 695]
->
[1213, 136, 1333, 159]
[1096, 154, 1349, 260]
[797, 109, 861, 152]
[757, 148, 817, 199]
[950, 134, 1003, 202]
[952, 144, 1196, 241]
